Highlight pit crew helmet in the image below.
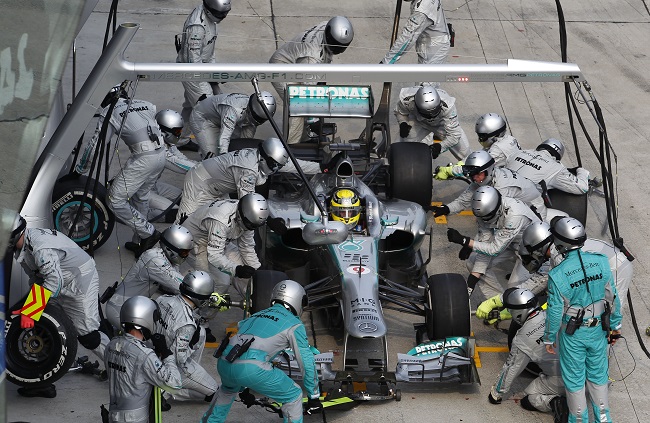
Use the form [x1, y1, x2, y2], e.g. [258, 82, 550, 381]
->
[258, 138, 289, 176]
[471, 186, 502, 224]
[270, 280, 308, 317]
[518, 221, 553, 272]
[462, 150, 496, 186]
[203, 0, 231, 22]
[502, 288, 538, 326]
[550, 217, 586, 255]
[330, 188, 361, 228]
[155, 109, 184, 145]
[237, 193, 270, 230]
[475, 113, 507, 148]
[120, 296, 160, 340]
[248, 91, 276, 125]
[160, 225, 193, 266]
[536, 138, 565, 161]
[180, 270, 214, 308]
[324, 16, 354, 55]
[7, 213, 26, 252]
[415, 86, 442, 119]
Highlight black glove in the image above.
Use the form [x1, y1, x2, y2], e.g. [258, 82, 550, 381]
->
[459, 245, 472, 260]
[429, 205, 450, 217]
[430, 143, 442, 159]
[266, 217, 288, 236]
[239, 388, 257, 408]
[189, 325, 202, 349]
[305, 397, 323, 415]
[447, 228, 470, 246]
[320, 152, 344, 173]
[235, 265, 256, 278]
[566, 166, 579, 176]
[467, 274, 480, 290]
[151, 333, 172, 360]
[399, 122, 412, 138]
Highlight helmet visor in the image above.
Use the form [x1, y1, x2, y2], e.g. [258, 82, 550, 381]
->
[203, 3, 229, 20]
[418, 105, 442, 119]
[324, 32, 350, 55]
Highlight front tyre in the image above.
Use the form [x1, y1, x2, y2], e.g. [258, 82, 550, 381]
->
[251, 270, 289, 314]
[5, 304, 78, 387]
[425, 273, 471, 340]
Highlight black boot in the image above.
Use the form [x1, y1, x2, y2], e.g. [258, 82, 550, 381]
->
[135, 230, 161, 258]
[550, 396, 569, 423]
[519, 395, 536, 411]
[17, 384, 57, 398]
[160, 394, 172, 412]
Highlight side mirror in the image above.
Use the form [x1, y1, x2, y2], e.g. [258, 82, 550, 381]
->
[380, 216, 398, 226]
[302, 221, 348, 245]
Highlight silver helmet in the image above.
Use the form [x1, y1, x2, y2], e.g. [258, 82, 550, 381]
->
[324, 16, 354, 55]
[550, 217, 586, 255]
[471, 186, 502, 223]
[155, 109, 184, 145]
[258, 138, 289, 176]
[160, 225, 193, 266]
[415, 86, 442, 119]
[462, 150, 496, 186]
[120, 296, 160, 339]
[7, 213, 26, 252]
[180, 270, 214, 308]
[502, 288, 538, 325]
[519, 221, 553, 272]
[270, 280, 308, 316]
[475, 113, 507, 148]
[203, 0, 231, 22]
[248, 91, 276, 125]
[237, 193, 269, 230]
[536, 138, 565, 161]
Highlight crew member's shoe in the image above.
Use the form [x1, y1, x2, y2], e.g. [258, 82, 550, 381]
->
[550, 396, 569, 423]
[135, 230, 161, 258]
[17, 383, 57, 398]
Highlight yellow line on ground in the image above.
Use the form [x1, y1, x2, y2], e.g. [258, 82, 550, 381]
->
[476, 346, 510, 353]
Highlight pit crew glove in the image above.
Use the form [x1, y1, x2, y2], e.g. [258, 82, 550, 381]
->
[476, 295, 503, 320]
[488, 385, 502, 404]
[447, 228, 470, 247]
[458, 245, 472, 260]
[235, 265, 256, 278]
[266, 217, 288, 235]
[151, 333, 173, 360]
[484, 309, 512, 325]
[434, 161, 465, 180]
[239, 388, 257, 408]
[12, 310, 35, 329]
[209, 292, 230, 312]
[305, 397, 323, 415]
[399, 122, 411, 138]
[189, 326, 202, 349]
[429, 205, 450, 217]
[429, 143, 442, 159]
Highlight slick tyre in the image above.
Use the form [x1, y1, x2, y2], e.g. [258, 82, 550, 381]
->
[251, 270, 288, 314]
[547, 189, 587, 225]
[228, 138, 269, 198]
[388, 142, 432, 208]
[52, 174, 115, 252]
[5, 304, 78, 387]
[426, 273, 471, 340]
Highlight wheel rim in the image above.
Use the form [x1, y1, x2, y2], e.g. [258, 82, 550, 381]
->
[55, 201, 99, 242]
[8, 326, 56, 367]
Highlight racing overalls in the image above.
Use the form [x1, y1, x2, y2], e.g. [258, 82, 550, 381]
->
[394, 86, 471, 161]
[148, 144, 197, 221]
[493, 309, 565, 412]
[15, 228, 110, 361]
[485, 134, 521, 167]
[381, 0, 450, 86]
[269, 21, 333, 144]
[175, 147, 321, 223]
[105, 332, 182, 423]
[543, 249, 622, 423]
[505, 148, 590, 194]
[154, 294, 218, 401]
[105, 246, 184, 329]
[201, 303, 319, 423]
[103, 98, 166, 243]
[467, 197, 541, 299]
[189, 93, 259, 158]
[447, 167, 547, 221]
[182, 200, 260, 296]
[176, 4, 222, 145]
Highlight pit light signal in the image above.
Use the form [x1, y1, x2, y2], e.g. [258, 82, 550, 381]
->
[446, 76, 470, 82]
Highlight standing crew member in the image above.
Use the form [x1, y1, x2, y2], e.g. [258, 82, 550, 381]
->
[105, 296, 182, 423]
[201, 280, 321, 423]
[544, 217, 622, 422]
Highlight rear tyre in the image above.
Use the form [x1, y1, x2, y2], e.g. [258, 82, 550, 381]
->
[251, 270, 289, 314]
[388, 142, 432, 208]
[52, 174, 115, 252]
[5, 304, 78, 387]
[425, 273, 471, 340]
[547, 189, 587, 225]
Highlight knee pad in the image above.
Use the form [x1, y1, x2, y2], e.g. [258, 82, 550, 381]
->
[519, 395, 537, 411]
[78, 330, 102, 350]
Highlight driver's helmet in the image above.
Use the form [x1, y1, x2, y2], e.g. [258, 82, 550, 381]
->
[330, 188, 361, 227]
